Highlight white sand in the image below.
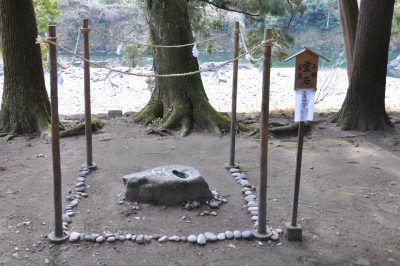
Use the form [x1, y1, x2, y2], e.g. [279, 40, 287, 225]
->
[0, 63, 399, 115]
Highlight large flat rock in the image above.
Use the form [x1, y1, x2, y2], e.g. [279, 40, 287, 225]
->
[122, 165, 212, 205]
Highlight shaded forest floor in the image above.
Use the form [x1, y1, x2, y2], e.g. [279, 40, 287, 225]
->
[0, 112, 399, 266]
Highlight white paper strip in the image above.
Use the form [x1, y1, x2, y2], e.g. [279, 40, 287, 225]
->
[294, 89, 315, 122]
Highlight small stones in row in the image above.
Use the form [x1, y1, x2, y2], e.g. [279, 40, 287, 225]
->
[69, 230, 254, 245]
[63, 167, 91, 225]
[229, 167, 260, 224]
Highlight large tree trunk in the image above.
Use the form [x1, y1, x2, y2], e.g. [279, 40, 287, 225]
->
[134, 0, 230, 136]
[338, 0, 358, 81]
[336, 0, 394, 131]
[0, 0, 51, 134]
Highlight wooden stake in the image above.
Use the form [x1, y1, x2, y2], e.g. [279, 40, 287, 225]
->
[82, 19, 96, 170]
[253, 29, 272, 240]
[48, 24, 69, 243]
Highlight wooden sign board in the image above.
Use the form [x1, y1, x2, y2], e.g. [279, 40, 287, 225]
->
[285, 48, 329, 90]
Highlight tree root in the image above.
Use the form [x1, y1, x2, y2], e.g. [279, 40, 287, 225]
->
[1, 133, 16, 142]
[59, 118, 105, 138]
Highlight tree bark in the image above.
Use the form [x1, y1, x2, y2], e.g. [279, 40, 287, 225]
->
[336, 0, 395, 131]
[134, 0, 231, 136]
[338, 0, 358, 81]
[0, 0, 51, 134]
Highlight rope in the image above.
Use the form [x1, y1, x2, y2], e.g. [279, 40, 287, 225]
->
[59, 30, 81, 69]
[89, 27, 230, 48]
[239, 27, 263, 62]
[36, 35, 274, 78]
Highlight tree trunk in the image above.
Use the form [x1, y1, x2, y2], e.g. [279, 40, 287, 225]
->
[338, 0, 358, 80]
[336, 0, 394, 131]
[134, 0, 230, 136]
[0, 0, 51, 134]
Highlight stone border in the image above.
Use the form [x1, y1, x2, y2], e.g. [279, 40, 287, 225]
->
[61, 166, 283, 245]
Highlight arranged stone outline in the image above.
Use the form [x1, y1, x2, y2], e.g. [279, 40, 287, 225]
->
[63, 166, 283, 245]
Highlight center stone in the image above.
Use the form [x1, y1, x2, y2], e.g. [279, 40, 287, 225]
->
[122, 165, 213, 205]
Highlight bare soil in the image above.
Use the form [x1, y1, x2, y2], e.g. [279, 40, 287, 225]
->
[0, 113, 399, 266]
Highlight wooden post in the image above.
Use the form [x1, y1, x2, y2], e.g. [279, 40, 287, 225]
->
[82, 19, 96, 170]
[284, 47, 328, 241]
[227, 21, 240, 169]
[292, 121, 305, 226]
[47, 24, 69, 244]
[253, 29, 273, 240]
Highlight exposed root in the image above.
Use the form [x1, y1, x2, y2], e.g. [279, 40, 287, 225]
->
[1, 133, 16, 142]
[59, 119, 105, 138]
[180, 116, 193, 137]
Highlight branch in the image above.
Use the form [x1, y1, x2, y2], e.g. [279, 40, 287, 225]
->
[197, 0, 260, 17]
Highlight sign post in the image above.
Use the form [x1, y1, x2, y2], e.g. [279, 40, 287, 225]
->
[284, 48, 328, 241]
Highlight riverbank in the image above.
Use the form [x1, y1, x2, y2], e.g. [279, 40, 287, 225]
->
[0, 63, 399, 115]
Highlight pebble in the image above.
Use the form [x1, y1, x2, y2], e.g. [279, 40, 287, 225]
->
[209, 201, 219, 209]
[136, 235, 144, 244]
[233, 230, 242, 239]
[202, 211, 210, 216]
[192, 201, 200, 208]
[251, 185, 257, 191]
[69, 232, 80, 242]
[245, 195, 256, 202]
[210, 211, 218, 216]
[92, 234, 100, 240]
[217, 233, 226, 241]
[181, 236, 187, 242]
[250, 210, 259, 216]
[197, 234, 206, 245]
[231, 172, 241, 177]
[204, 232, 217, 242]
[241, 181, 251, 187]
[119, 235, 126, 241]
[76, 177, 85, 182]
[96, 236, 105, 243]
[106, 236, 116, 243]
[126, 234, 132, 240]
[184, 203, 193, 210]
[75, 182, 85, 188]
[62, 214, 72, 223]
[229, 168, 240, 173]
[242, 231, 253, 239]
[225, 231, 234, 239]
[251, 216, 258, 221]
[169, 236, 180, 242]
[80, 233, 85, 241]
[84, 235, 93, 241]
[144, 235, 151, 242]
[241, 188, 251, 193]
[188, 235, 197, 243]
[244, 191, 253, 196]
[271, 231, 279, 241]
[235, 176, 246, 181]
[75, 187, 85, 192]
[115, 233, 120, 240]
[247, 202, 258, 207]
[276, 229, 283, 234]
[248, 207, 258, 212]
[158, 236, 168, 243]
[131, 235, 137, 241]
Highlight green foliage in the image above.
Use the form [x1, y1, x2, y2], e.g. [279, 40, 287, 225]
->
[33, 0, 61, 61]
[393, 2, 400, 35]
[122, 44, 143, 68]
[33, 0, 61, 33]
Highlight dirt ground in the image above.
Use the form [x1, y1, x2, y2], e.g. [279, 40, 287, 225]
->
[0, 112, 399, 266]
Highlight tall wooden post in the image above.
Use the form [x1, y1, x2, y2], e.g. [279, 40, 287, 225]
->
[82, 19, 96, 170]
[253, 29, 273, 240]
[284, 48, 328, 241]
[47, 24, 69, 243]
[226, 21, 240, 169]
